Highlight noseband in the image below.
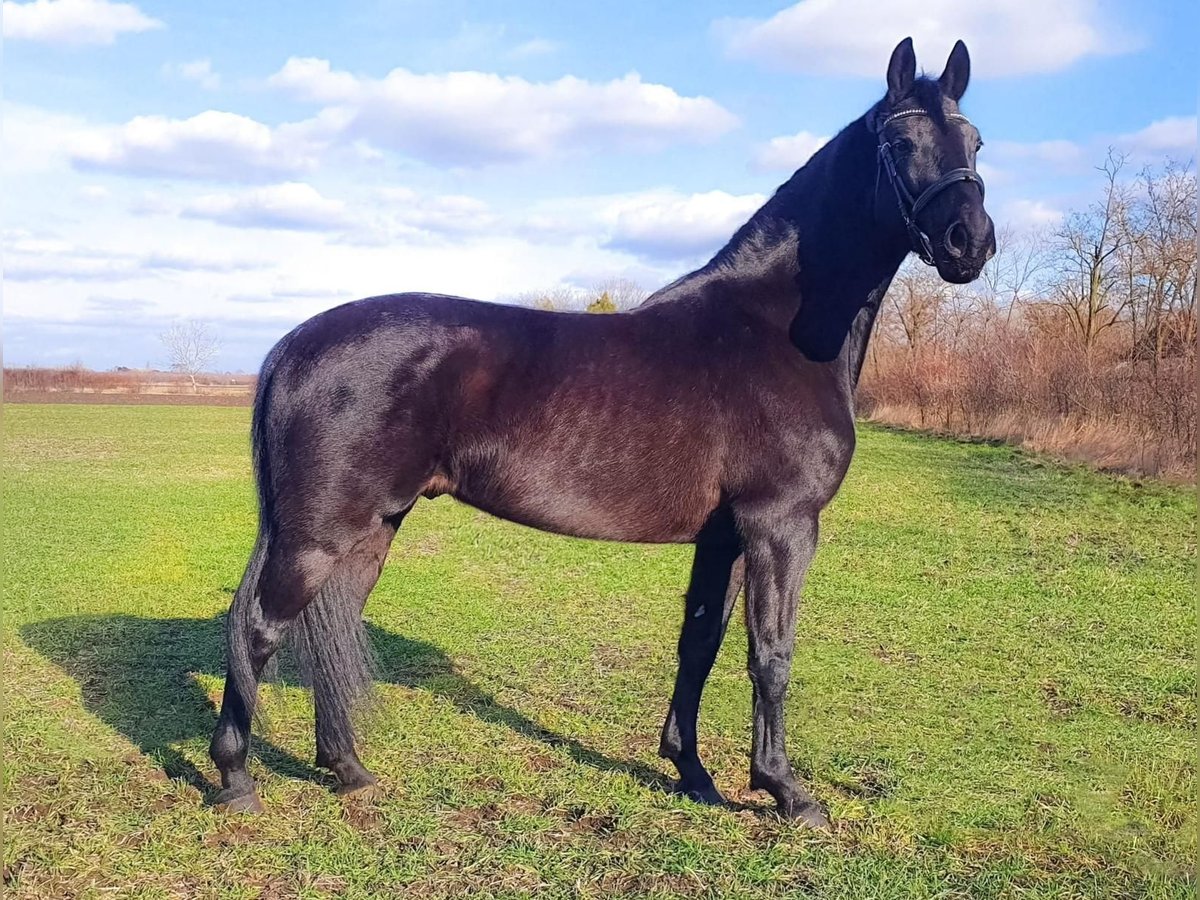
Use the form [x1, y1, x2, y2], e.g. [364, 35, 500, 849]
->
[877, 108, 985, 265]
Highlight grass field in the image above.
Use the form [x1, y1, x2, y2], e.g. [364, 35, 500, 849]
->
[3, 404, 1195, 899]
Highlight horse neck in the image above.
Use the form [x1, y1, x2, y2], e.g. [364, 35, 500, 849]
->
[706, 114, 908, 393]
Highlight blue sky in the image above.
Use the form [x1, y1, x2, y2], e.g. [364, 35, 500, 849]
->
[5, 0, 1197, 371]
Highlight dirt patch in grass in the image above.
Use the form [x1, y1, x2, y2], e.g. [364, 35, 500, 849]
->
[202, 821, 261, 848]
[871, 643, 922, 666]
[1041, 680, 1083, 717]
[525, 752, 561, 773]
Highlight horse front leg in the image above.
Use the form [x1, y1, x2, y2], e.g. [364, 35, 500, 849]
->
[741, 511, 829, 827]
[659, 539, 743, 805]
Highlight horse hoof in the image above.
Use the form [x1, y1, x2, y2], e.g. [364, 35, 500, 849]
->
[213, 789, 264, 814]
[783, 800, 830, 829]
[673, 781, 726, 807]
[336, 778, 382, 800]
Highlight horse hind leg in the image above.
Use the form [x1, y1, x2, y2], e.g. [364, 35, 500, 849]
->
[209, 536, 340, 811]
[209, 516, 399, 810]
[294, 520, 401, 796]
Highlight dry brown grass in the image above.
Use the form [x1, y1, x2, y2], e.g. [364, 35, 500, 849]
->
[859, 324, 1196, 481]
[3, 365, 254, 400]
[863, 403, 1190, 480]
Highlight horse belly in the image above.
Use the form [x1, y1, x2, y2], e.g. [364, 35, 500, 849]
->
[452, 450, 719, 544]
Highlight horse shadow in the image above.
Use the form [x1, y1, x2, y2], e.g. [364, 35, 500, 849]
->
[19, 614, 673, 804]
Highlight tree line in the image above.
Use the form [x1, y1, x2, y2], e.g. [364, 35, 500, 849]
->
[860, 154, 1196, 478]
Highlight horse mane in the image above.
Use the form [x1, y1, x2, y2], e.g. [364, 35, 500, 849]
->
[639, 113, 870, 307]
[639, 78, 951, 311]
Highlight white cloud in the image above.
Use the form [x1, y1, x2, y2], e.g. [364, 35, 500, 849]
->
[752, 130, 829, 173]
[182, 182, 350, 231]
[189, 184, 507, 245]
[998, 198, 1064, 230]
[330, 185, 768, 259]
[137, 250, 267, 272]
[1116, 116, 1197, 159]
[4, 103, 101, 174]
[5, 235, 266, 281]
[3, 0, 162, 45]
[380, 187, 499, 237]
[268, 57, 359, 103]
[267, 57, 738, 166]
[989, 138, 1087, 170]
[86, 295, 154, 312]
[987, 115, 1196, 179]
[511, 38, 560, 58]
[79, 184, 111, 201]
[973, 160, 1007, 186]
[602, 189, 766, 261]
[228, 286, 353, 305]
[70, 110, 323, 181]
[716, 0, 1137, 78]
[7, 244, 133, 282]
[164, 58, 221, 90]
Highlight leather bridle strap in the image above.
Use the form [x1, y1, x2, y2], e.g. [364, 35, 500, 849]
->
[877, 109, 985, 266]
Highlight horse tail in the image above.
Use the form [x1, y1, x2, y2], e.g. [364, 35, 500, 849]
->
[291, 568, 378, 754]
[222, 333, 289, 728]
[258, 328, 376, 741]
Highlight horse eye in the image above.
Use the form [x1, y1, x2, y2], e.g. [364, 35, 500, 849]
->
[893, 137, 915, 154]
[975, 139, 984, 153]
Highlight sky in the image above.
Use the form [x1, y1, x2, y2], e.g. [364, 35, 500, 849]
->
[4, 0, 1197, 372]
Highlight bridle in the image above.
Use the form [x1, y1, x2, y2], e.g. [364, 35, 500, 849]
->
[876, 108, 985, 266]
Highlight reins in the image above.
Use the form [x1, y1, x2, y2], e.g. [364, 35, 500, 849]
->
[876, 108, 985, 265]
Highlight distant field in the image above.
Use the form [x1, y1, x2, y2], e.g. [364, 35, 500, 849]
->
[3, 390, 252, 407]
[2, 367, 255, 407]
[3, 404, 1195, 898]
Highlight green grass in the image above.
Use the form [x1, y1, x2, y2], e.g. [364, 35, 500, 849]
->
[3, 403, 1195, 899]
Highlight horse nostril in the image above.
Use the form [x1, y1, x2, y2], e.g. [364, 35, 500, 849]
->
[944, 222, 969, 258]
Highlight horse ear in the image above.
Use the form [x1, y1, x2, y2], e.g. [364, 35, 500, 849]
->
[939, 40, 970, 101]
[886, 37, 916, 104]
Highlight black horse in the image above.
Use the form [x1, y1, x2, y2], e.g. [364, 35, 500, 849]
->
[210, 38, 995, 826]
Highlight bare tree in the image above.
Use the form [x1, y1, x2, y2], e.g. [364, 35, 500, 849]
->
[591, 277, 649, 310]
[883, 261, 952, 352]
[507, 279, 648, 312]
[1124, 160, 1198, 367]
[507, 286, 585, 311]
[161, 320, 220, 392]
[975, 225, 1050, 324]
[1051, 151, 1132, 355]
